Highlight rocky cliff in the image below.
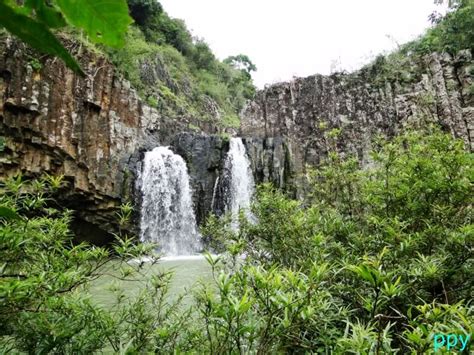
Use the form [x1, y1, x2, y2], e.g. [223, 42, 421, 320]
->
[2, 32, 473, 243]
[0, 36, 224, 243]
[240, 50, 473, 195]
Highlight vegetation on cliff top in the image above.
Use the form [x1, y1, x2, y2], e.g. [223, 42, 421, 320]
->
[108, 0, 256, 128]
[363, 0, 473, 88]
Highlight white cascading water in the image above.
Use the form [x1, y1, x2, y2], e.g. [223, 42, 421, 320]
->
[223, 138, 255, 229]
[139, 146, 201, 256]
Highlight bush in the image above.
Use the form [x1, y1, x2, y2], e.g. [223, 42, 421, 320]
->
[0, 175, 194, 353]
[201, 128, 473, 353]
[405, 0, 474, 55]
[189, 40, 216, 71]
[127, 0, 163, 27]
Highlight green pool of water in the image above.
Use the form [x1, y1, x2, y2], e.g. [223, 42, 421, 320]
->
[90, 256, 213, 309]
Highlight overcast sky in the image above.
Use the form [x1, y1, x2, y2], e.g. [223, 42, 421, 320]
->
[159, 0, 445, 88]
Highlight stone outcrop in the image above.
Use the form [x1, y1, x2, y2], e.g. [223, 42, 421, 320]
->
[241, 50, 473, 194]
[0, 36, 223, 243]
[242, 136, 297, 194]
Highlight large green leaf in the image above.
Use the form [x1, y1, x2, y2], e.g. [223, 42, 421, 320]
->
[56, 0, 133, 48]
[0, 2, 84, 75]
[0, 206, 21, 220]
[25, 0, 67, 29]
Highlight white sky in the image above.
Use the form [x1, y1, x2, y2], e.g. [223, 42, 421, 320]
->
[159, 0, 445, 88]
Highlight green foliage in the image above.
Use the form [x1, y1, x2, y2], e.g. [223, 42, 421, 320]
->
[28, 57, 43, 71]
[109, 1, 256, 127]
[191, 40, 216, 71]
[1, 133, 472, 353]
[108, 27, 159, 92]
[368, 51, 418, 87]
[0, 0, 132, 75]
[116, 201, 133, 228]
[221, 114, 241, 129]
[127, 0, 163, 27]
[406, 0, 474, 55]
[188, 123, 200, 132]
[56, 0, 132, 48]
[201, 128, 474, 352]
[0, 174, 195, 353]
[146, 95, 159, 108]
[0, 1, 82, 75]
[194, 260, 345, 353]
[224, 54, 257, 75]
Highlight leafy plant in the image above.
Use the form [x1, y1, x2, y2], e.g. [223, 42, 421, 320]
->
[0, 0, 133, 74]
[0, 175, 193, 353]
[201, 127, 473, 353]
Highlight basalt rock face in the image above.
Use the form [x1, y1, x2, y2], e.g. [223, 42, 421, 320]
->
[2, 32, 473, 243]
[242, 137, 299, 196]
[170, 132, 229, 225]
[241, 50, 474, 194]
[0, 37, 221, 243]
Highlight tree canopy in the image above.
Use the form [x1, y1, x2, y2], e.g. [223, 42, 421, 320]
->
[224, 54, 257, 75]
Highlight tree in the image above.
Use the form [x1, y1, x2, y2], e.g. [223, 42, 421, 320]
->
[192, 40, 217, 70]
[127, 0, 163, 27]
[0, 0, 133, 75]
[224, 54, 257, 76]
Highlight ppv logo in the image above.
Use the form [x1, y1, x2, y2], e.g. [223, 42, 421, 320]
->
[433, 333, 471, 352]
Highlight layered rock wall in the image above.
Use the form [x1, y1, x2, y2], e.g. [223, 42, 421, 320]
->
[170, 132, 228, 224]
[241, 51, 473, 194]
[0, 37, 221, 242]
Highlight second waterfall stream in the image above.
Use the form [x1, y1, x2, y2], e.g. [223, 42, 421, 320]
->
[222, 137, 255, 229]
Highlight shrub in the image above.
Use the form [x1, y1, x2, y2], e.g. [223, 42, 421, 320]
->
[405, 0, 474, 55]
[201, 128, 473, 353]
[0, 175, 193, 353]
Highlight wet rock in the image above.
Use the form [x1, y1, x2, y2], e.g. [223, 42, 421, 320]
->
[171, 132, 228, 224]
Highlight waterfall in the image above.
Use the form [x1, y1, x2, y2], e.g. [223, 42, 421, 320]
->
[222, 138, 255, 228]
[139, 146, 201, 256]
[211, 176, 219, 211]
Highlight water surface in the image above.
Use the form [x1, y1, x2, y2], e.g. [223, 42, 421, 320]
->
[90, 256, 212, 308]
